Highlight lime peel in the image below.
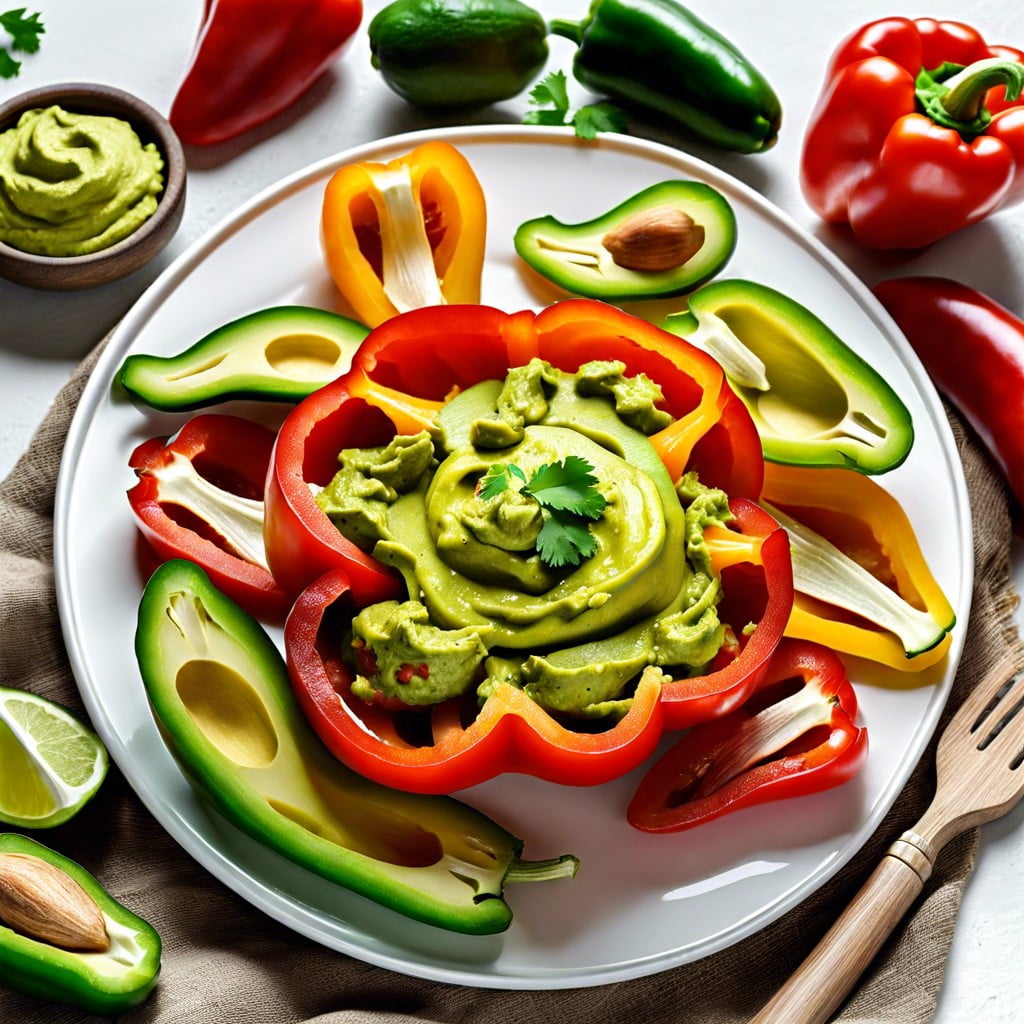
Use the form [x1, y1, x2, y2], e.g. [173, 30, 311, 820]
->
[0, 687, 108, 828]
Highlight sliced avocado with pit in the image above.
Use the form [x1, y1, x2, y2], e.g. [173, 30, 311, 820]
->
[663, 279, 914, 474]
[134, 559, 576, 935]
[513, 180, 736, 301]
[118, 305, 369, 411]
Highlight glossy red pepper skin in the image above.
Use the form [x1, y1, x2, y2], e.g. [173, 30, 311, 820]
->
[127, 414, 291, 620]
[284, 569, 667, 793]
[270, 299, 788, 792]
[873, 276, 1024, 519]
[264, 299, 765, 602]
[169, 0, 362, 146]
[801, 17, 1024, 248]
[627, 639, 868, 833]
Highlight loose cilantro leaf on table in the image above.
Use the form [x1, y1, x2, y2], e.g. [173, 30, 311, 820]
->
[524, 70, 627, 140]
[478, 455, 608, 567]
[0, 8, 44, 79]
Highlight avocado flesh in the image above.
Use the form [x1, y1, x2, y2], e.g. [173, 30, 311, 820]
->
[135, 559, 529, 935]
[118, 305, 369, 411]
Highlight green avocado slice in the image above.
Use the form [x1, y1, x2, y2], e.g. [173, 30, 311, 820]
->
[134, 559, 576, 935]
[513, 180, 736, 300]
[663, 279, 915, 474]
[0, 833, 161, 1015]
[117, 305, 369, 411]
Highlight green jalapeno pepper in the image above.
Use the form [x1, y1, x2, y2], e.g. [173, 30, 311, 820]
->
[549, 0, 782, 153]
[0, 834, 161, 1015]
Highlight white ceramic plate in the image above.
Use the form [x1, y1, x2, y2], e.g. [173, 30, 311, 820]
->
[54, 126, 971, 989]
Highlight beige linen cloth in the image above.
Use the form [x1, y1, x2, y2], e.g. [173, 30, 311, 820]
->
[1, 340, 1022, 1024]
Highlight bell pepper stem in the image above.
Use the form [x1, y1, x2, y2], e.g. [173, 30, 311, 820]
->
[547, 18, 584, 45]
[918, 57, 1024, 134]
[505, 853, 580, 884]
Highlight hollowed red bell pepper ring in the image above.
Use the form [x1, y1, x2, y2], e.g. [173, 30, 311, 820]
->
[169, 0, 363, 146]
[127, 413, 291, 621]
[628, 639, 868, 834]
[658, 498, 794, 730]
[801, 16, 1024, 248]
[284, 568, 667, 793]
[264, 299, 766, 602]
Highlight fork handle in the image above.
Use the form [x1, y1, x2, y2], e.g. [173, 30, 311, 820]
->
[751, 832, 936, 1024]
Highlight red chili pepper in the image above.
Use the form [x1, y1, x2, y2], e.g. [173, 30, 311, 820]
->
[169, 0, 363, 146]
[127, 414, 291, 620]
[873, 275, 1024, 520]
[801, 17, 1024, 248]
[269, 299, 789, 792]
[627, 639, 868, 833]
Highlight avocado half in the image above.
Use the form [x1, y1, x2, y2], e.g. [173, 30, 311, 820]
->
[118, 305, 369, 411]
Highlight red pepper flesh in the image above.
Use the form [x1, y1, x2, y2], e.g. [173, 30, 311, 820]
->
[169, 0, 363, 146]
[627, 639, 868, 833]
[127, 414, 291, 620]
[873, 275, 1024, 520]
[270, 300, 790, 792]
[801, 17, 1024, 248]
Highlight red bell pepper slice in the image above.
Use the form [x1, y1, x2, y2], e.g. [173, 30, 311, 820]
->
[264, 299, 765, 602]
[801, 17, 1024, 248]
[627, 639, 868, 833]
[270, 299, 789, 792]
[127, 414, 291, 620]
[660, 498, 793, 730]
[284, 569, 667, 793]
[169, 0, 363, 146]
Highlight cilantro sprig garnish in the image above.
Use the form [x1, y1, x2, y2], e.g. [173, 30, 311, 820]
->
[523, 70, 626, 141]
[478, 455, 608, 568]
[0, 8, 44, 79]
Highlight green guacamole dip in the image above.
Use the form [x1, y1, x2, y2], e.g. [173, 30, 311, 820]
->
[318, 359, 733, 718]
[0, 105, 164, 257]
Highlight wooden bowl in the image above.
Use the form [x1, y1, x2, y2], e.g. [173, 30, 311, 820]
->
[0, 82, 186, 291]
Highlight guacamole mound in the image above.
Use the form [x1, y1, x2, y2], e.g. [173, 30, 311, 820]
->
[0, 105, 164, 257]
[318, 358, 733, 717]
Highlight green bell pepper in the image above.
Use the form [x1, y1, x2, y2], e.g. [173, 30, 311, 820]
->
[513, 180, 735, 300]
[368, 0, 549, 109]
[135, 559, 577, 936]
[0, 834, 161, 1015]
[549, 0, 782, 153]
[662, 279, 914, 474]
[117, 306, 369, 412]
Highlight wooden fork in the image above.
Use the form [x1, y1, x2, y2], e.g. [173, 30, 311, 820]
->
[752, 650, 1024, 1024]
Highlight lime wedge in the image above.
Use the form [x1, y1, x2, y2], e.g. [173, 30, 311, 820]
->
[0, 686, 108, 828]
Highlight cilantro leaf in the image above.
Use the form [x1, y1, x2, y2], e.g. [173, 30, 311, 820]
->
[523, 69, 626, 140]
[572, 102, 628, 141]
[522, 455, 607, 519]
[0, 46, 18, 78]
[477, 463, 526, 500]
[527, 70, 570, 118]
[536, 509, 599, 568]
[0, 8, 44, 78]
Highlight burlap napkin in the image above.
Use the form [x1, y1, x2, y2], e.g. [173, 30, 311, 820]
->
[1, 338, 1021, 1024]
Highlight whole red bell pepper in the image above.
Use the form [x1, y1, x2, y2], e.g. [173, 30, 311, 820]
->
[127, 414, 291, 620]
[269, 299, 791, 792]
[874, 275, 1024, 520]
[169, 0, 362, 146]
[627, 639, 868, 833]
[801, 17, 1024, 248]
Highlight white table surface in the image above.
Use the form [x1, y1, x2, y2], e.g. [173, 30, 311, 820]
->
[2, 0, 1023, 1018]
